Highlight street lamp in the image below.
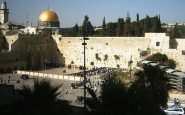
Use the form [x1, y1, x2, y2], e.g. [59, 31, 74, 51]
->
[82, 36, 89, 108]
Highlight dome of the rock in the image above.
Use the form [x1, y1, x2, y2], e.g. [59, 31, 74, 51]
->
[38, 9, 60, 28]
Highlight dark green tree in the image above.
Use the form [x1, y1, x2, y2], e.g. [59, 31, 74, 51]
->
[143, 15, 150, 33]
[146, 52, 176, 69]
[130, 22, 136, 36]
[175, 24, 185, 37]
[128, 65, 171, 115]
[135, 13, 141, 36]
[170, 23, 181, 38]
[124, 13, 131, 36]
[102, 17, 107, 36]
[82, 15, 94, 36]
[88, 21, 94, 36]
[85, 73, 127, 115]
[150, 16, 162, 32]
[86, 65, 170, 115]
[157, 15, 162, 31]
[116, 18, 124, 36]
[106, 22, 117, 36]
[72, 23, 79, 36]
[17, 78, 71, 115]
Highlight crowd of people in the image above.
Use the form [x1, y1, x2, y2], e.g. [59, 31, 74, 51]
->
[174, 98, 181, 106]
[71, 67, 127, 105]
[0, 75, 20, 85]
[70, 67, 127, 77]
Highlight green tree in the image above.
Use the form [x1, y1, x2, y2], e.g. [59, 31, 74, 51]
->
[128, 65, 171, 115]
[176, 24, 185, 37]
[106, 22, 117, 36]
[170, 23, 181, 38]
[135, 13, 142, 36]
[143, 15, 150, 33]
[86, 73, 127, 115]
[82, 15, 94, 36]
[86, 65, 170, 115]
[150, 16, 162, 32]
[124, 13, 131, 36]
[102, 17, 107, 36]
[72, 23, 79, 36]
[151, 16, 158, 32]
[116, 18, 124, 36]
[146, 52, 176, 68]
[157, 15, 162, 32]
[17, 78, 71, 115]
[166, 59, 176, 69]
[88, 21, 94, 36]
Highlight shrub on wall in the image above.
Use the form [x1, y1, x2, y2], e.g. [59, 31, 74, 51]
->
[71, 61, 74, 64]
[114, 55, 120, 61]
[68, 65, 72, 68]
[95, 53, 101, 61]
[146, 53, 176, 69]
[166, 59, 176, 69]
[146, 53, 168, 63]
[117, 64, 120, 68]
[90, 61, 94, 66]
[140, 51, 148, 57]
[104, 54, 108, 61]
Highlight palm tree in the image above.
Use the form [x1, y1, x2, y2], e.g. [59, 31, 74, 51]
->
[86, 73, 127, 115]
[86, 65, 171, 115]
[17, 78, 71, 115]
[127, 65, 171, 115]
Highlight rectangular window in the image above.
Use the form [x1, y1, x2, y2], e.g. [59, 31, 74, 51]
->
[182, 50, 185, 55]
[156, 42, 160, 46]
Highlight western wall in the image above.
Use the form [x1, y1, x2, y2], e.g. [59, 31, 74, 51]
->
[1, 33, 185, 72]
[53, 33, 185, 71]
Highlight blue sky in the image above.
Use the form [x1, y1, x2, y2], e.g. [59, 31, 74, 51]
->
[5, 0, 185, 28]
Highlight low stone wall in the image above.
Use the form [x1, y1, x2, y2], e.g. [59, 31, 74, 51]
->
[16, 70, 82, 81]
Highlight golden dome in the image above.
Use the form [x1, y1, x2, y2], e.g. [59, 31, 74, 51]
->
[38, 9, 59, 22]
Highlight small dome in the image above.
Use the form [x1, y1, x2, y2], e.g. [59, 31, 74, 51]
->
[38, 9, 59, 22]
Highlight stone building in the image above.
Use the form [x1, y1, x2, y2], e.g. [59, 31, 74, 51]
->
[0, 1, 8, 24]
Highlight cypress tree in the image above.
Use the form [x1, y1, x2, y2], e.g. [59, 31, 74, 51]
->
[72, 23, 79, 36]
[102, 17, 107, 36]
[82, 15, 94, 36]
[124, 13, 131, 36]
[135, 13, 141, 36]
[143, 15, 150, 33]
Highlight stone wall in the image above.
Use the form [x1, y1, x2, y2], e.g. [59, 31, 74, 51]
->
[1, 33, 185, 72]
[53, 33, 185, 71]
[1, 34, 65, 70]
[54, 35, 151, 68]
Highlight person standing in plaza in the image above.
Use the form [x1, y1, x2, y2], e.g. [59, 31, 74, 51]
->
[174, 98, 177, 106]
[176, 98, 180, 105]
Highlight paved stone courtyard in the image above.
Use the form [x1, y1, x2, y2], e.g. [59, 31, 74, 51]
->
[1, 67, 185, 108]
[0, 67, 101, 107]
